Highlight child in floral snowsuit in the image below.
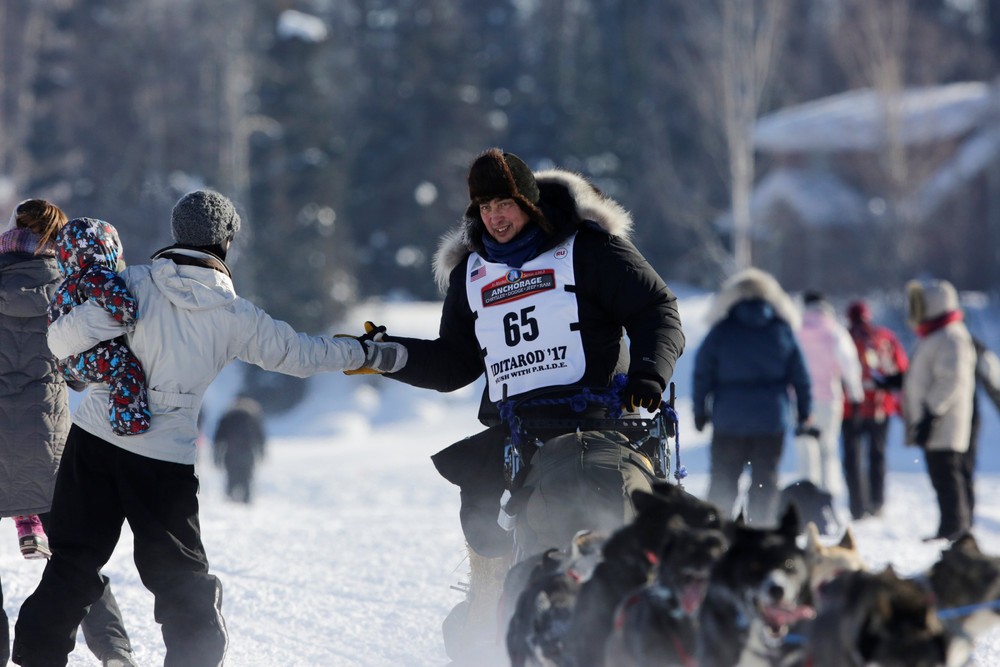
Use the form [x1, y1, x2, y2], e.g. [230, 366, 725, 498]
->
[48, 217, 150, 435]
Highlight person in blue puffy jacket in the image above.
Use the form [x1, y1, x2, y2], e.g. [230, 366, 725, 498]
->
[692, 268, 812, 526]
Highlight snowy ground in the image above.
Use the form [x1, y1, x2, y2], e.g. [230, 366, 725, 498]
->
[3, 292, 1000, 666]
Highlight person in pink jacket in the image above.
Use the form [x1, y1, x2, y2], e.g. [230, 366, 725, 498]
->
[794, 292, 864, 498]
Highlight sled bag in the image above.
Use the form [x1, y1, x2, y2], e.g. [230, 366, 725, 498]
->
[511, 429, 655, 555]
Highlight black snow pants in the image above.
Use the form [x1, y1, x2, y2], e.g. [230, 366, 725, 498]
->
[925, 449, 973, 540]
[12, 426, 227, 667]
[2, 517, 133, 666]
[707, 431, 784, 526]
[841, 417, 889, 519]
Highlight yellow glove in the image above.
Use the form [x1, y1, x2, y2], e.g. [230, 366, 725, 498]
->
[337, 322, 388, 375]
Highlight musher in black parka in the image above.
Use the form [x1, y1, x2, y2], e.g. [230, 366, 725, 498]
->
[375, 148, 685, 556]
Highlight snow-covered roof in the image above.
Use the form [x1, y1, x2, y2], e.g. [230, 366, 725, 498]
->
[277, 10, 328, 42]
[754, 81, 1000, 153]
[714, 167, 870, 233]
[900, 123, 1000, 223]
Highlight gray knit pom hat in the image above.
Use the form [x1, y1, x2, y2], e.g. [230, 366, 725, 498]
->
[171, 190, 241, 246]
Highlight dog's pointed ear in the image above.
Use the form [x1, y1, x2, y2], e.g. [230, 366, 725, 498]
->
[650, 480, 680, 497]
[779, 503, 800, 537]
[806, 522, 821, 551]
[632, 481, 686, 513]
[541, 547, 568, 571]
[950, 531, 979, 553]
[840, 526, 857, 551]
[734, 510, 748, 527]
[631, 489, 664, 514]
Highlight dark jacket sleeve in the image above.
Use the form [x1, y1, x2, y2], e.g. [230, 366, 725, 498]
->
[573, 228, 685, 391]
[385, 260, 485, 392]
[974, 338, 1000, 413]
[692, 328, 719, 421]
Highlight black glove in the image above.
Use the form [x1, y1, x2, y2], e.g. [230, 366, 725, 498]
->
[914, 410, 936, 448]
[359, 321, 387, 344]
[622, 374, 663, 412]
[694, 414, 708, 432]
[795, 423, 821, 439]
[848, 402, 864, 429]
[872, 372, 904, 391]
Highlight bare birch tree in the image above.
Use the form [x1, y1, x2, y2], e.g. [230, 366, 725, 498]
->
[831, 0, 911, 196]
[670, 0, 790, 272]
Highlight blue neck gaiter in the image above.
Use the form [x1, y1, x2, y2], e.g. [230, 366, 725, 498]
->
[482, 224, 546, 268]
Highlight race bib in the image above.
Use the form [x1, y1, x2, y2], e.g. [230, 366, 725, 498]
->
[466, 235, 586, 402]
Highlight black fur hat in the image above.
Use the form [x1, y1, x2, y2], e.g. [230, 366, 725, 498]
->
[465, 148, 551, 233]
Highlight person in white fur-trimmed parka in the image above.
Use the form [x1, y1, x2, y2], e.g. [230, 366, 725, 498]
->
[902, 278, 976, 541]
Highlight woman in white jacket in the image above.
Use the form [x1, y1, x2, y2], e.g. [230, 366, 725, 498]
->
[794, 292, 864, 498]
[12, 191, 406, 667]
[902, 279, 975, 542]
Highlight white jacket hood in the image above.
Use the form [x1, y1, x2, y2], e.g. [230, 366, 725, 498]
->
[150, 255, 237, 311]
[907, 279, 960, 328]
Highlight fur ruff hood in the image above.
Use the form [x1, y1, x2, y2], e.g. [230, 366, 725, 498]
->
[431, 168, 633, 293]
[704, 267, 801, 330]
[906, 279, 960, 328]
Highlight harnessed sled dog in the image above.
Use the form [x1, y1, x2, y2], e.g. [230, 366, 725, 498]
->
[696, 506, 815, 667]
[500, 378, 686, 666]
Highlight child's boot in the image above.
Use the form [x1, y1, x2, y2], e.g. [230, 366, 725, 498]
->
[14, 514, 51, 559]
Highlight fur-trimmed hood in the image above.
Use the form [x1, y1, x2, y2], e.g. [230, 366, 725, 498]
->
[704, 267, 801, 330]
[431, 168, 633, 293]
[906, 279, 960, 328]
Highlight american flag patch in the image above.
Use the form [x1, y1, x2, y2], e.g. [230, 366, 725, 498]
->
[470, 265, 486, 282]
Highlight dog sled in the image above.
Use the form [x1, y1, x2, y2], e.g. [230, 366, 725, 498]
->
[440, 374, 685, 665]
[496, 373, 685, 562]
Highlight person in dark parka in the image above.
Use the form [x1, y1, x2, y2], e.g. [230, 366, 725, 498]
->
[692, 268, 812, 526]
[212, 397, 266, 504]
[368, 148, 685, 662]
[381, 148, 685, 557]
[0, 199, 137, 667]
